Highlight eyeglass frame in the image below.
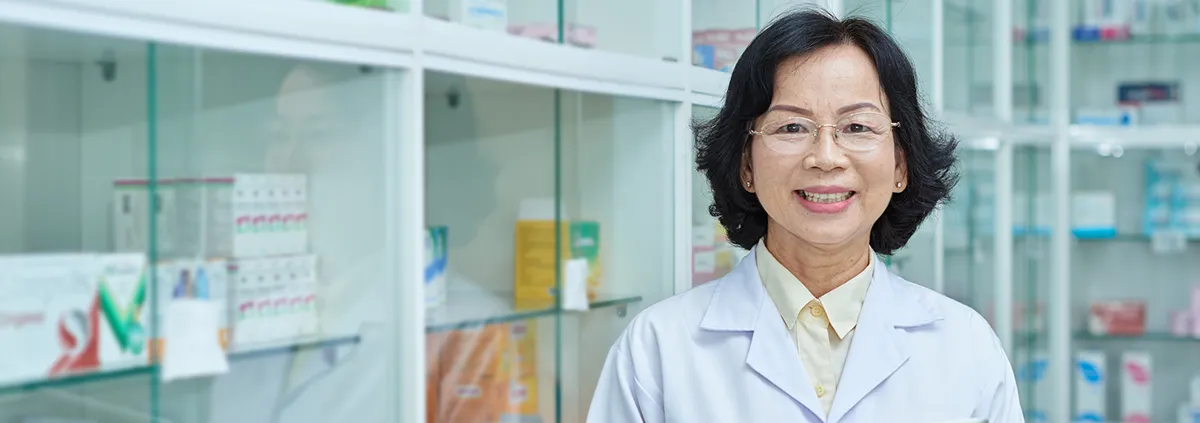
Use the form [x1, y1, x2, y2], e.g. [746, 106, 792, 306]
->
[746, 111, 902, 152]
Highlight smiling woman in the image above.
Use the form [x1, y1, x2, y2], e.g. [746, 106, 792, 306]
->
[587, 7, 1023, 423]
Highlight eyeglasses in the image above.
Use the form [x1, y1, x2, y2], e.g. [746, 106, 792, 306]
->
[748, 112, 900, 154]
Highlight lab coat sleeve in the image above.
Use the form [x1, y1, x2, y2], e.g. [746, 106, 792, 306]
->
[972, 313, 1026, 423]
[586, 330, 665, 423]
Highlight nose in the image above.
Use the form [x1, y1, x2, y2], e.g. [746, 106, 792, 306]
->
[804, 124, 847, 171]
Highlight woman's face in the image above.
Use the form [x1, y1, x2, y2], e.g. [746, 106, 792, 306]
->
[743, 44, 907, 250]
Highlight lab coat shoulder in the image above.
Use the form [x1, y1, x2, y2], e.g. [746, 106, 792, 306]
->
[887, 274, 1023, 421]
[588, 279, 723, 423]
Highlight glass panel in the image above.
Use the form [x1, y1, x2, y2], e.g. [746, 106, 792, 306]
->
[1068, 6, 1198, 126]
[558, 89, 675, 422]
[689, 105, 748, 287]
[944, 0, 996, 117]
[150, 46, 402, 422]
[422, 72, 674, 423]
[1068, 145, 1200, 422]
[0, 20, 155, 422]
[1014, 0, 1050, 125]
[425, 0, 560, 44]
[691, 0, 757, 71]
[423, 71, 561, 423]
[944, 148, 996, 314]
[1013, 143, 1053, 423]
[564, 0, 683, 61]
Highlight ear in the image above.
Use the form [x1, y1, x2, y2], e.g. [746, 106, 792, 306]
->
[740, 141, 755, 193]
[893, 146, 908, 193]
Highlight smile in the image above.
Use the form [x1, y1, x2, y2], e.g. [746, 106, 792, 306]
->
[795, 189, 856, 214]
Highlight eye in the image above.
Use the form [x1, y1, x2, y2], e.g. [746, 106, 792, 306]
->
[779, 123, 806, 134]
[845, 123, 869, 133]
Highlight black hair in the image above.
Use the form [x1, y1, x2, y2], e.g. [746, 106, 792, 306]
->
[694, 7, 958, 255]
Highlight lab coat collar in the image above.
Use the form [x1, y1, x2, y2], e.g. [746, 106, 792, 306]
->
[699, 248, 944, 422]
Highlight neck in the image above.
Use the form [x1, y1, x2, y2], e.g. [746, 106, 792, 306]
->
[763, 223, 872, 299]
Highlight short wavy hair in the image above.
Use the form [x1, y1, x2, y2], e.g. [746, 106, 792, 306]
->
[694, 8, 958, 255]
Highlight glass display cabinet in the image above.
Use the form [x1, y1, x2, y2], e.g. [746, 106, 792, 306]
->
[423, 72, 676, 423]
[0, 17, 410, 423]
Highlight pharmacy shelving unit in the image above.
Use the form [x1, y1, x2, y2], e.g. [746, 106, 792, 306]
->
[0, 0, 1044, 423]
[991, 0, 1200, 422]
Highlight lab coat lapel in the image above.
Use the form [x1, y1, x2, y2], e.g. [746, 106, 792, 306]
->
[826, 258, 943, 423]
[700, 249, 826, 420]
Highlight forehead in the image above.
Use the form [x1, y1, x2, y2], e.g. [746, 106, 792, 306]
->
[771, 44, 887, 112]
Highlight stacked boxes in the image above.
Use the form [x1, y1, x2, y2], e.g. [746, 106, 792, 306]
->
[426, 321, 539, 423]
[111, 174, 318, 350]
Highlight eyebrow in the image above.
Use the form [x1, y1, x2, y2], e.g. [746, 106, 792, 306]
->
[766, 102, 882, 116]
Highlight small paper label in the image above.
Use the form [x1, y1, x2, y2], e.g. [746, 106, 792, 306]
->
[162, 299, 229, 382]
[1151, 230, 1186, 255]
[562, 258, 590, 312]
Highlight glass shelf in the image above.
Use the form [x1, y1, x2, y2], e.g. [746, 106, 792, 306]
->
[425, 294, 643, 333]
[1074, 332, 1200, 343]
[0, 335, 362, 396]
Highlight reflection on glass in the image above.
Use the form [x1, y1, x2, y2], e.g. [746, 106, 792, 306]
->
[0, 21, 155, 422]
[691, 0, 757, 71]
[150, 47, 400, 422]
[943, 148, 996, 314]
[943, 1, 995, 117]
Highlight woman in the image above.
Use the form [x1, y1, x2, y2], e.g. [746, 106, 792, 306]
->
[588, 8, 1022, 423]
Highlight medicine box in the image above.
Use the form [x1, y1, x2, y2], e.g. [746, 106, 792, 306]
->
[1075, 350, 1107, 423]
[0, 254, 149, 385]
[513, 220, 601, 310]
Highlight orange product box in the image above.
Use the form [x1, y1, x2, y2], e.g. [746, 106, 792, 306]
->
[435, 324, 510, 423]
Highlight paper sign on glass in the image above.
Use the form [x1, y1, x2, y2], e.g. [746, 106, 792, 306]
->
[563, 258, 590, 312]
[161, 299, 229, 382]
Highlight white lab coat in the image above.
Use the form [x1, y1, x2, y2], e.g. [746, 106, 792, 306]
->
[588, 248, 1023, 423]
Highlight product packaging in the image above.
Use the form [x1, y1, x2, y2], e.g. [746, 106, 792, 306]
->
[692, 223, 717, 284]
[1120, 82, 1182, 125]
[1072, 191, 1117, 238]
[112, 180, 176, 256]
[448, 0, 507, 32]
[1016, 352, 1050, 423]
[432, 325, 508, 423]
[1179, 404, 1200, 423]
[0, 255, 99, 384]
[513, 210, 601, 310]
[151, 259, 231, 360]
[230, 254, 319, 347]
[691, 29, 756, 72]
[112, 174, 309, 260]
[425, 226, 448, 310]
[1172, 310, 1193, 337]
[1122, 352, 1152, 423]
[0, 254, 151, 384]
[1089, 300, 1147, 336]
[1075, 350, 1107, 423]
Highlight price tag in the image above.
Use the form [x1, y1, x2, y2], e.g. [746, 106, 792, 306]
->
[1151, 229, 1187, 255]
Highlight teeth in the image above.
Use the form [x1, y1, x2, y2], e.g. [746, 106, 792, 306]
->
[802, 191, 853, 203]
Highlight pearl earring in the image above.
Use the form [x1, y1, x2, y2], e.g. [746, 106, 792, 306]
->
[896, 182, 903, 188]
[745, 181, 752, 188]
